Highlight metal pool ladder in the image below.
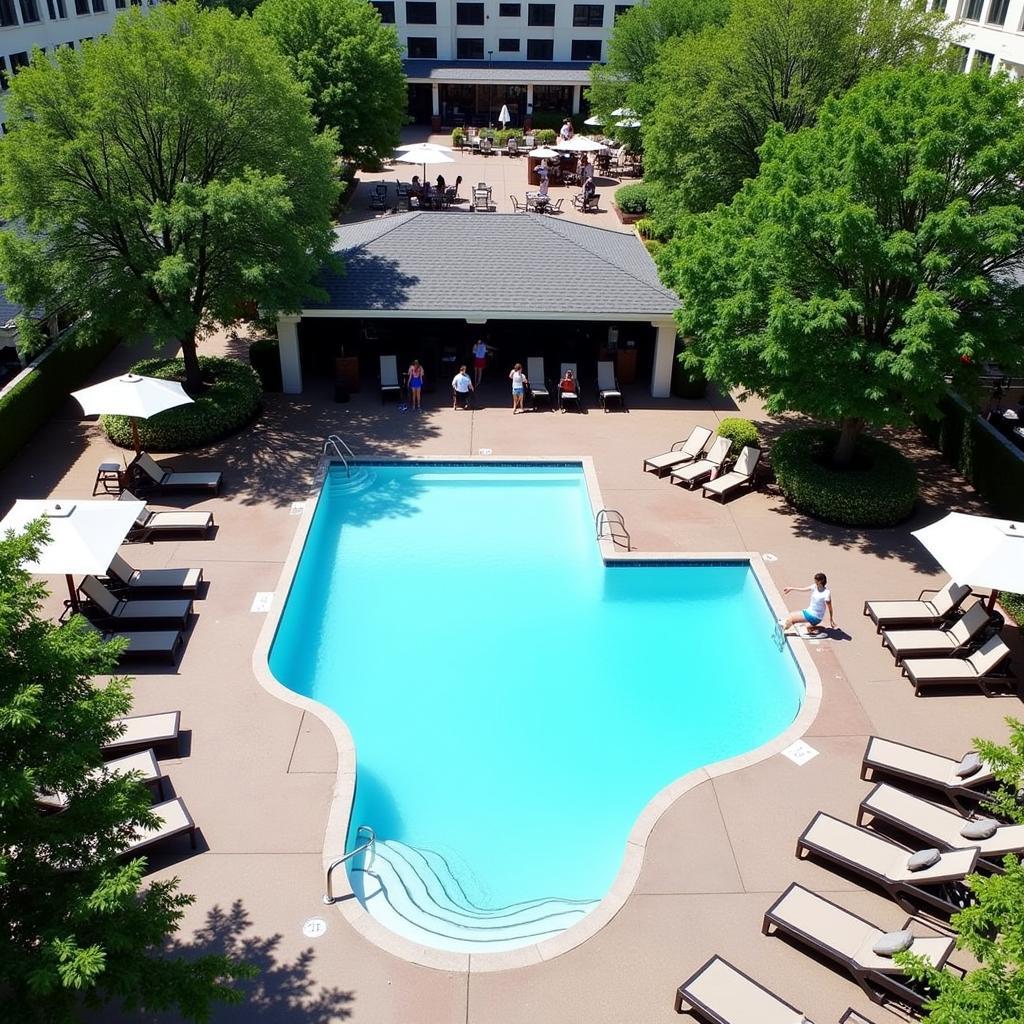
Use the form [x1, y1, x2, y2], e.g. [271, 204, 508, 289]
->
[323, 824, 376, 905]
[595, 508, 631, 551]
[322, 434, 355, 478]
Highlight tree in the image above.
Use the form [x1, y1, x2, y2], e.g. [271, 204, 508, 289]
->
[255, 0, 406, 166]
[975, 717, 1024, 825]
[643, 0, 956, 213]
[0, 1, 339, 393]
[657, 66, 1024, 466]
[898, 855, 1024, 1024]
[0, 522, 253, 1022]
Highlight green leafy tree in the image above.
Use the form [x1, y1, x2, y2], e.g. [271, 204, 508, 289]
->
[255, 0, 406, 166]
[975, 717, 1024, 825]
[898, 855, 1024, 1023]
[0, 522, 253, 1022]
[643, 0, 956, 213]
[197, 0, 262, 14]
[658, 66, 1024, 466]
[0, 1, 339, 393]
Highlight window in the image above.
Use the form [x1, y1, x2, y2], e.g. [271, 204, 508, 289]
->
[572, 3, 602, 25]
[527, 3, 554, 24]
[372, 0, 395, 20]
[498, 36, 520, 50]
[91, 0, 104, 11]
[74, 0, 88, 12]
[571, 39, 601, 60]
[456, 36, 484, 58]
[115, 0, 125, 7]
[0, 0, 16, 24]
[499, 2, 519, 12]
[18, 0, 39, 21]
[456, 2, 483, 22]
[972, 49, 994, 70]
[614, 3, 631, 14]
[929, 0, 946, 11]
[8, 51, 29, 74]
[526, 37, 553, 58]
[407, 36, 437, 57]
[405, 1, 435, 22]
[986, 0, 1008, 22]
[0, 57, 8, 91]
[962, 0, 983, 18]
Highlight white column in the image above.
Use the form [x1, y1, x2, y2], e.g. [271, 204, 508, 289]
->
[431, 82, 440, 117]
[651, 319, 677, 398]
[572, 85, 581, 114]
[526, 83, 534, 117]
[277, 314, 303, 395]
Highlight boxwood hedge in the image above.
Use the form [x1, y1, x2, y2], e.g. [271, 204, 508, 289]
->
[103, 355, 261, 452]
[716, 417, 760, 452]
[772, 428, 918, 527]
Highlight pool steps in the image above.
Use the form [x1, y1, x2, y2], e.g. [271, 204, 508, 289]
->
[351, 839, 598, 953]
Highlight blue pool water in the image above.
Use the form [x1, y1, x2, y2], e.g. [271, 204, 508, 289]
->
[270, 463, 803, 918]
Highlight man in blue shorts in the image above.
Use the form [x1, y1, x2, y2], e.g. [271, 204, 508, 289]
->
[780, 573, 835, 635]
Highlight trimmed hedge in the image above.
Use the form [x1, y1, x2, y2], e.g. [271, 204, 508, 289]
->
[1002, 592, 1024, 626]
[772, 428, 919, 527]
[103, 355, 261, 452]
[533, 128, 557, 145]
[615, 183, 658, 215]
[0, 331, 121, 471]
[716, 417, 760, 451]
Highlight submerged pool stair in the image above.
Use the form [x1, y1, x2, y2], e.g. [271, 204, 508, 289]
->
[350, 839, 599, 954]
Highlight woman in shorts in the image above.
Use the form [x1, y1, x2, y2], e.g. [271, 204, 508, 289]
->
[509, 363, 528, 414]
[780, 573, 835, 635]
[407, 359, 425, 411]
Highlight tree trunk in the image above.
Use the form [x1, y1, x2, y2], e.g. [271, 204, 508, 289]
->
[180, 334, 203, 395]
[832, 417, 864, 469]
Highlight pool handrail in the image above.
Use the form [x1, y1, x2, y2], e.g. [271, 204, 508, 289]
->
[322, 435, 355, 478]
[595, 508, 631, 551]
[323, 823, 376, 905]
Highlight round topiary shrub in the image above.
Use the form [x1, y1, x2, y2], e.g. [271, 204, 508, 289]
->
[103, 355, 262, 452]
[614, 183, 657, 215]
[716, 417, 760, 451]
[772, 428, 918, 527]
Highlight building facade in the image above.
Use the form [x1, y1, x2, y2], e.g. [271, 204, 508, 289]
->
[934, 0, 1024, 75]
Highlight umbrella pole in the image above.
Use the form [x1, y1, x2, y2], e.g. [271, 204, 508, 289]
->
[131, 418, 141, 455]
[66, 574, 80, 614]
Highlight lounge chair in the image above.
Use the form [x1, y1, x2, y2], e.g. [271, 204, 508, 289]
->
[673, 955, 811, 1022]
[670, 436, 732, 489]
[797, 811, 979, 917]
[85, 621, 184, 663]
[119, 490, 214, 540]
[106, 552, 203, 594]
[36, 749, 166, 813]
[132, 452, 222, 495]
[880, 601, 991, 664]
[861, 736, 996, 811]
[526, 357, 551, 410]
[858, 782, 1024, 870]
[103, 710, 181, 757]
[901, 635, 1013, 697]
[643, 426, 713, 478]
[701, 446, 760, 502]
[80, 575, 193, 628]
[596, 361, 624, 411]
[863, 580, 972, 634]
[379, 355, 402, 403]
[762, 883, 956, 1008]
[123, 797, 197, 856]
[558, 363, 580, 412]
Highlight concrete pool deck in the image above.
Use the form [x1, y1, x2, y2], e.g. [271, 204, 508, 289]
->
[2, 335, 1021, 1023]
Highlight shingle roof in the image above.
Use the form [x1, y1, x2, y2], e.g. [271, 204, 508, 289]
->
[307, 213, 678, 317]
[403, 60, 592, 84]
[0, 284, 22, 327]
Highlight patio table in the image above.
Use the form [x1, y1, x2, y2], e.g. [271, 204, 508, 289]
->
[525, 192, 550, 212]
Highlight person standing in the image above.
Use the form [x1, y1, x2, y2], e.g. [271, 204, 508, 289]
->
[780, 573, 835, 635]
[560, 118, 573, 141]
[407, 359, 425, 411]
[509, 363, 528, 414]
[580, 155, 594, 182]
[452, 365, 474, 409]
[472, 338, 488, 386]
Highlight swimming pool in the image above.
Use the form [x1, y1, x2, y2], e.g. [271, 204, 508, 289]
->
[268, 462, 804, 953]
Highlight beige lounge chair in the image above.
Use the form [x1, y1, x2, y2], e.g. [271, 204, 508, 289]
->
[36, 749, 165, 812]
[133, 452, 222, 494]
[863, 580, 971, 634]
[858, 782, 1024, 870]
[103, 711, 181, 757]
[106, 552, 202, 594]
[673, 955, 812, 1022]
[558, 362, 580, 412]
[120, 490, 214, 540]
[379, 355, 401, 402]
[701, 446, 760, 502]
[762, 883, 955, 1009]
[670, 436, 732, 489]
[85, 621, 184, 663]
[901, 635, 1013, 697]
[880, 601, 991, 664]
[526, 357, 552, 410]
[123, 797, 196, 856]
[861, 736, 996, 811]
[80, 575, 192, 628]
[797, 811, 978, 917]
[643, 426, 713, 478]
[596, 361, 624, 411]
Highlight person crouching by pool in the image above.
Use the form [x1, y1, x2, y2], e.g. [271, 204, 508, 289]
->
[452, 365, 474, 409]
[780, 573, 835, 635]
[509, 363, 528, 413]
[407, 359, 425, 410]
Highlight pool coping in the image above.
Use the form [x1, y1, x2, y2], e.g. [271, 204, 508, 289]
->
[251, 456, 823, 974]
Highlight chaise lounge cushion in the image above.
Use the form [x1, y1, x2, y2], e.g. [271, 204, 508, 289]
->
[955, 752, 983, 778]
[961, 818, 999, 840]
[906, 848, 941, 871]
[873, 930, 914, 957]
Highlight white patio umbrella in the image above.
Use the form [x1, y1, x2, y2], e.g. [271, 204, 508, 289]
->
[72, 372, 192, 455]
[611, 107, 637, 117]
[498, 104, 511, 127]
[615, 118, 642, 128]
[0, 498, 145, 611]
[395, 142, 453, 152]
[912, 512, 1024, 611]
[529, 147, 562, 159]
[583, 115, 605, 127]
[394, 145, 455, 181]
[555, 136, 608, 153]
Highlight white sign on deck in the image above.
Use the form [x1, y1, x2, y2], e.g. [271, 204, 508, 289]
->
[250, 592, 274, 613]
[302, 917, 328, 939]
[782, 740, 819, 767]
[478, 448, 493, 455]
[290, 502, 306, 516]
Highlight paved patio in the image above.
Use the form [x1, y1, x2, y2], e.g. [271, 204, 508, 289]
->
[3, 331, 1021, 1024]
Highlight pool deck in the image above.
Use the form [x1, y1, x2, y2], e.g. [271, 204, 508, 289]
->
[3, 332, 1021, 1023]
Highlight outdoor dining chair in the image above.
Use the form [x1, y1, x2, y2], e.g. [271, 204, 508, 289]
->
[510, 195, 527, 214]
[506, 138, 519, 157]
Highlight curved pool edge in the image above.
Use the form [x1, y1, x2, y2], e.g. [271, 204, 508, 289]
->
[251, 456, 823, 974]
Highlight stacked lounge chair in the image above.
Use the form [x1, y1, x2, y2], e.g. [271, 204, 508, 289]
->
[863, 581, 972, 633]
[670, 436, 732, 489]
[79, 575, 193, 629]
[124, 798, 197, 856]
[84, 621, 184, 663]
[643, 426, 713, 478]
[106, 551, 203, 594]
[103, 711, 182, 757]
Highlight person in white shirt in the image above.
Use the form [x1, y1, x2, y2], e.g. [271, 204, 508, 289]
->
[560, 118, 573, 141]
[509, 363, 528, 414]
[780, 573, 835, 635]
[451, 365, 474, 410]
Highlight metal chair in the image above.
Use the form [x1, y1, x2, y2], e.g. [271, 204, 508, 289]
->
[510, 195, 527, 214]
[506, 137, 519, 157]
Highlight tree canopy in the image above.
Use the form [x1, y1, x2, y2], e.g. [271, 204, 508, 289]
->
[975, 718, 1024, 825]
[643, 0, 956, 214]
[0, 1, 339, 392]
[658, 65, 1024, 465]
[0, 523, 252, 1022]
[255, 0, 406, 166]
